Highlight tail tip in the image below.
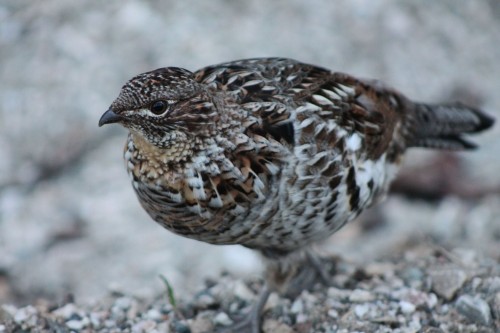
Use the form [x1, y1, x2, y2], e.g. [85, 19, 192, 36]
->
[476, 110, 495, 131]
[457, 102, 495, 132]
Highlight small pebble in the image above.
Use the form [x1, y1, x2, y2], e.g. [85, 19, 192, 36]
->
[54, 303, 80, 319]
[290, 299, 303, 313]
[190, 311, 215, 333]
[233, 280, 256, 300]
[349, 289, 375, 302]
[196, 293, 216, 308]
[263, 319, 294, 333]
[429, 266, 467, 300]
[470, 277, 482, 292]
[399, 301, 416, 314]
[173, 321, 191, 333]
[66, 319, 86, 330]
[327, 287, 351, 300]
[426, 292, 438, 309]
[213, 312, 233, 326]
[401, 267, 424, 287]
[486, 276, 500, 293]
[146, 308, 162, 321]
[354, 304, 369, 318]
[451, 248, 478, 268]
[264, 293, 280, 310]
[296, 312, 308, 323]
[492, 292, 500, 320]
[228, 301, 240, 313]
[455, 294, 491, 325]
[13, 305, 36, 323]
[104, 319, 117, 328]
[327, 309, 338, 318]
[89, 312, 104, 328]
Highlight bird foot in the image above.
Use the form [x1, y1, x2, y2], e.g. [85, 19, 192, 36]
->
[218, 252, 337, 332]
[219, 313, 260, 333]
[280, 252, 337, 299]
[218, 286, 271, 333]
[306, 251, 337, 286]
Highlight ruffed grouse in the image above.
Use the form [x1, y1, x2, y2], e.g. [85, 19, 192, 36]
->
[99, 58, 494, 333]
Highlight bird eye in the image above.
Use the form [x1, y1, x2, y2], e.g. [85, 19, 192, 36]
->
[150, 100, 168, 115]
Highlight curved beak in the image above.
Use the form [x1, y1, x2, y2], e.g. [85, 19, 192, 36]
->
[99, 109, 122, 127]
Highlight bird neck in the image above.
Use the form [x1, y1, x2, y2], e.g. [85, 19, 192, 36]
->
[128, 131, 193, 170]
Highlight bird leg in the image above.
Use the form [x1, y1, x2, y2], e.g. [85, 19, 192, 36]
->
[220, 250, 336, 332]
[265, 249, 335, 298]
[305, 250, 335, 286]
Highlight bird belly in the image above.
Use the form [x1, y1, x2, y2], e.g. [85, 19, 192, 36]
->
[240, 152, 400, 251]
[127, 139, 399, 251]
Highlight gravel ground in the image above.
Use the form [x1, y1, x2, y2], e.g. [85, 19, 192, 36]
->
[1, 243, 499, 332]
[1, 1, 499, 332]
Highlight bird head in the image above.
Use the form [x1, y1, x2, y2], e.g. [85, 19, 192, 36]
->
[99, 67, 218, 149]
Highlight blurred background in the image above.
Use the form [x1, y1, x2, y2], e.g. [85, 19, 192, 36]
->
[0, 0, 499, 307]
